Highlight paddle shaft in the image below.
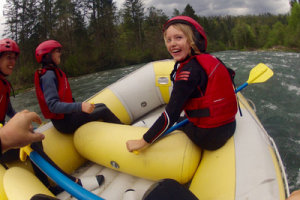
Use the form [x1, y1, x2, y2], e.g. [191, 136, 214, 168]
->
[30, 151, 104, 200]
[234, 82, 248, 93]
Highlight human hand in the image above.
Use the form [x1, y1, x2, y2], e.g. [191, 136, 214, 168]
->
[126, 138, 148, 152]
[0, 110, 45, 152]
[286, 189, 300, 200]
[81, 102, 95, 114]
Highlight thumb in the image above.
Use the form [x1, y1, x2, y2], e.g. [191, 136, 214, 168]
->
[126, 141, 133, 152]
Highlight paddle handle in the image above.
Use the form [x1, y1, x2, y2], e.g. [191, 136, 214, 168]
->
[235, 82, 248, 93]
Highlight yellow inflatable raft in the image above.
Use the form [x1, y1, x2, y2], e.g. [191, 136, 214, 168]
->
[0, 59, 290, 200]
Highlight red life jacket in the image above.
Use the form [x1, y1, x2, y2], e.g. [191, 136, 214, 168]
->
[176, 54, 237, 128]
[34, 67, 73, 119]
[0, 76, 10, 123]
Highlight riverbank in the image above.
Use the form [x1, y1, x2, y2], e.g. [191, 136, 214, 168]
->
[264, 46, 300, 52]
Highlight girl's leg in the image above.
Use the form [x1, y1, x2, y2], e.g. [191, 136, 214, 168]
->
[52, 103, 122, 134]
[181, 121, 236, 150]
[93, 103, 122, 124]
[30, 142, 104, 193]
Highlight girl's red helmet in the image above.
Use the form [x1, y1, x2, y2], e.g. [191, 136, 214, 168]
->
[35, 40, 62, 63]
[0, 38, 20, 55]
[163, 16, 207, 52]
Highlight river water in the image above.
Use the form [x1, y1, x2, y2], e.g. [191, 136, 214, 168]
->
[10, 51, 300, 192]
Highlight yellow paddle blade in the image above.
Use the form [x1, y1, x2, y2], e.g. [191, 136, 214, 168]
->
[247, 63, 274, 84]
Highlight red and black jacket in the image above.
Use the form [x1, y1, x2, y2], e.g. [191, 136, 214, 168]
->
[34, 67, 73, 119]
[179, 54, 237, 128]
[143, 54, 237, 143]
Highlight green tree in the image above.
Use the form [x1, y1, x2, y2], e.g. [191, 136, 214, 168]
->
[182, 4, 198, 20]
[143, 6, 169, 60]
[36, 0, 57, 40]
[85, 0, 118, 69]
[257, 25, 271, 48]
[232, 21, 256, 49]
[3, 0, 39, 88]
[51, 0, 81, 75]
[66, 0, 92, 73]
[118, 0, 145, 64]
[265, 21, 285, 48]
[172, 8, 180, 17]
[290, 0, 299, 7]
[285, 2, 300, 48]
[208, 16, 235, 51]
[122, 0, 144, 46]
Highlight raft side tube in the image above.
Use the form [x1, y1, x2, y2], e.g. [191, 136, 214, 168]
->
[74, 122, 201, 184]
[86, 60, 174, 124]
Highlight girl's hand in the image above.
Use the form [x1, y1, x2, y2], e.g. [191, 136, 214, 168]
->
[126, 138, 148, 152]
[81, 102, 95, 114]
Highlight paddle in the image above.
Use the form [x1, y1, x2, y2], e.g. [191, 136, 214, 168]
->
[20, 146, 105, 200]
[235, 63, 274, 93]
[133, 62, 273, 154]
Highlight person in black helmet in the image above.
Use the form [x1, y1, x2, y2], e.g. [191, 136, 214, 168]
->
[127, 16, 237, 152]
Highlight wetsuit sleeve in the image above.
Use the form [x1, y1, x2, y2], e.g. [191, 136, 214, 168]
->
[143, 59, 207, 143]
[41, 71, 81, 114]
[6, 101, 16, 118]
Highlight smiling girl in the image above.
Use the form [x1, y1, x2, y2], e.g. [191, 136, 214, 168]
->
[0, 38, 19, 125]
[126, 16, 237, 152]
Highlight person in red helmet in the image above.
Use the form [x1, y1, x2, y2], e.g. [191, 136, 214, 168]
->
[0, 38, 22, 164]
[34, 40, 122, 134]
[126, 16, 237, 152]
[0, 38, 19, 125]
[33, 40, 124, 193]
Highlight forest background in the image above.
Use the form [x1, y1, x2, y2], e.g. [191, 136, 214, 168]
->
[2, 0, 300, 91]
